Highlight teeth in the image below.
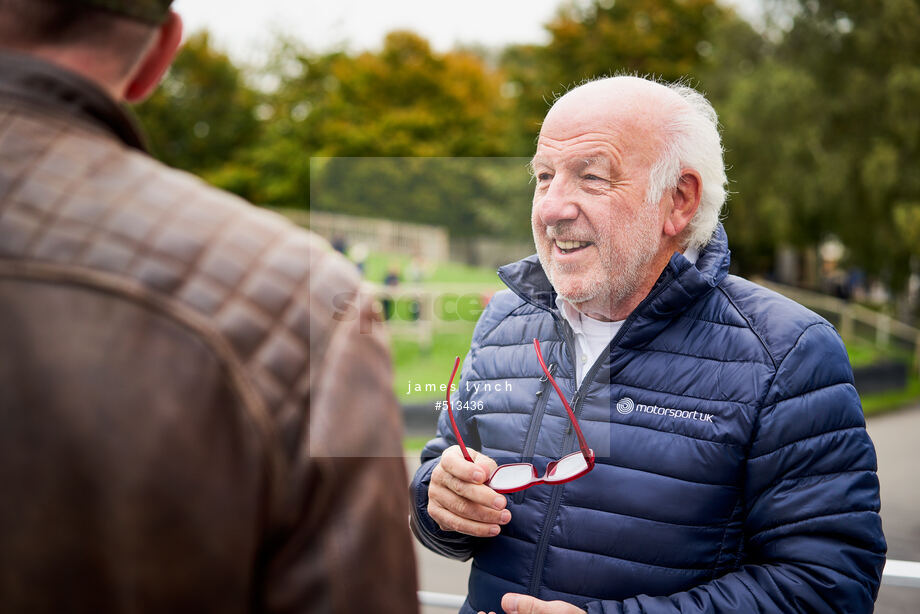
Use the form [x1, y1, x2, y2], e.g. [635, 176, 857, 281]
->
[554, 239, 591, 250]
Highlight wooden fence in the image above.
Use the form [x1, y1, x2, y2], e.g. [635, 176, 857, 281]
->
[757, 280, 920, 375]
[278, 209, 449, 263]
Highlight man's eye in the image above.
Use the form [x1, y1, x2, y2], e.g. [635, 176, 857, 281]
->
[538, 172, 553, 182]
[584, 174, 604, 181]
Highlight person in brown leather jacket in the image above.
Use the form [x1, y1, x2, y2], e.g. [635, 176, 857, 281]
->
[0, 1, 418, 612]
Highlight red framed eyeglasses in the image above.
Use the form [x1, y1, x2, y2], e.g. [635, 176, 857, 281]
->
[445, 338, 595, 494]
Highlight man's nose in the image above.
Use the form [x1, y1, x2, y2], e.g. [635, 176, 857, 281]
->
[536, 177, 579, 227]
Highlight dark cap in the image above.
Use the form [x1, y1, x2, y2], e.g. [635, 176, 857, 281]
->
[79, 0, 175, 24]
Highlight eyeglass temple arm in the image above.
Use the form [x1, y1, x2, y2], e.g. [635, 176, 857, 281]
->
[533, 338, 592, 459]
[446, 355, 473, 462]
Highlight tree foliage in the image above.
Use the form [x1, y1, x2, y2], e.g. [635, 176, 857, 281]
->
[134, 32, 261, 178]
[133, 1, 920, 304]
[723, 0, 920, 290]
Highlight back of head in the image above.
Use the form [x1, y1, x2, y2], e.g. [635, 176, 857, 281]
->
[0, 0, 171, 85]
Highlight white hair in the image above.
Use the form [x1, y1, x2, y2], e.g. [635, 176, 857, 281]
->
[644, 81, 727, 250]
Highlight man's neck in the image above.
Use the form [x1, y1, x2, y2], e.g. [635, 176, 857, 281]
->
[570, 243, 699, 322]
[576, 288, 648, 323]
[573, 256, 670, 322]
[0, 51, 148, 151]
[27, 46, 126, 100]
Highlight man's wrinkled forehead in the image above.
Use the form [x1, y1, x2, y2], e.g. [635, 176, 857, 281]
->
[534, 115, 660, 171]
[530, 145, 618, 172]
[536, 78, 672, 160]
[539, 101, 663, 143]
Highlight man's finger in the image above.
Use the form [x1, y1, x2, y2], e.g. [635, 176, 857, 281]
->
[470, 449, 499, 476]
[441, 445, 493, 484]
[427, 499, 502, 537]
[429, 481, 511, 525]
[501, 593, 586, 614]
[435, 465, 507, 510]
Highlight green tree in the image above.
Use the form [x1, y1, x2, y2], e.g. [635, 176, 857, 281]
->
[735, 0, 920, 290]
[311, 157, 533, 238]
[543, 0, 727, 83]
[134, 32, 262, 190]
[245, 32, 520, 225]
[500, 0, 745, 156]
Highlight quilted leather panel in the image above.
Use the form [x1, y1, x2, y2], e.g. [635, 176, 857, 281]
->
[0, 107, 356, 439]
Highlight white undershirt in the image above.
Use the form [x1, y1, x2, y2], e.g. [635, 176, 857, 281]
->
[556, 247, 700, 386]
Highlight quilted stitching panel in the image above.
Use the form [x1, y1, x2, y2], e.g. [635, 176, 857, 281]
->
[0, 111, 339, 426]
[0, 114, 62, 203]
[0, 202, 43, 255]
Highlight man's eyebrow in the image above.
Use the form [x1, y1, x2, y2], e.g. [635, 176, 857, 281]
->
[574, 152, 614, 168]
[529, 155, 550, 170]
[529, 151, 616, 174]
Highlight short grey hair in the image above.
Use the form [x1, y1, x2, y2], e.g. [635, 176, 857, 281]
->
[644, 82, 727, 251]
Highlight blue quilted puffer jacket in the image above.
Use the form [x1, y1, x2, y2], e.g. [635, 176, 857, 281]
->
[410, 226, 886, 613]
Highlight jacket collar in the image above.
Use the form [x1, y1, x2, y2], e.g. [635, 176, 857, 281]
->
[0, 51, 147, 152]
[498, 224, 731, 322]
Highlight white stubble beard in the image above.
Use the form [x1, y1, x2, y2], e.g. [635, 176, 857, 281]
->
[534, 202, 663, 315]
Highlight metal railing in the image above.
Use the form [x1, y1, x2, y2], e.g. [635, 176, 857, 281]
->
[883, 558, 920, 588]
[418, 559, 920, 608]
[418, 591, 466, 608]
[758, 280, 920, 375]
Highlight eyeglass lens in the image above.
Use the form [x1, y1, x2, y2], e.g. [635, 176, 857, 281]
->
[488, 451, 589, 490]
[546, 451, 588, 481]
[489, 465, 535, 491]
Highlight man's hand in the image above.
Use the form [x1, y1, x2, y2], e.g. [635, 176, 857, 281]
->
[427, 445, 511, 537]
[477, 593, 587, 614]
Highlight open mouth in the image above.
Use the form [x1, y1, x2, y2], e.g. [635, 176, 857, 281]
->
[554, 239, 593, 255]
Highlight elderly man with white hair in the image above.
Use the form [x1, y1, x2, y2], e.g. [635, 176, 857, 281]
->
[409, 76, 886, 614]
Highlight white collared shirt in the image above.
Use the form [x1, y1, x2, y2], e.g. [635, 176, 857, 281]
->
[555, 247, 700, 386]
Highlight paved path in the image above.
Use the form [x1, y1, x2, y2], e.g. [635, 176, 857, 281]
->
[867, 406, 920, 613]
[408, 405, 920, 613]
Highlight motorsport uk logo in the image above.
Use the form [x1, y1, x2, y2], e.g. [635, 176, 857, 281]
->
[616, 397, 715, 424]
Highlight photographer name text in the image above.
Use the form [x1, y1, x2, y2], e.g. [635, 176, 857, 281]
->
[405, 380, 513, 395]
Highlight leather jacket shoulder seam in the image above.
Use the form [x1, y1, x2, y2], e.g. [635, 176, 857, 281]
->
[0, 258, 285, 494]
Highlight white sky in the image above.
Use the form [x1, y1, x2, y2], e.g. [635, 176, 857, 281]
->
[173, 0, 762, 63]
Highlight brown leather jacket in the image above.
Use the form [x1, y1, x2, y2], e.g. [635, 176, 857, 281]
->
[0, 52, 418, 613]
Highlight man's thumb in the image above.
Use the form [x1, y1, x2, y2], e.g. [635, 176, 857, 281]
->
[472, 450, 498, 475]
[503, 593, 546, 614]
[502, 594, 583, 614]
[502, 593, 523, 613]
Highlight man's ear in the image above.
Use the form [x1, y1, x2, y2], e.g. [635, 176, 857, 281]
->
[123, 10, 183, 103]
[662, 169, 702, 238]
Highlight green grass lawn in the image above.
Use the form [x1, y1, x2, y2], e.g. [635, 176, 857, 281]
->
[363, 252, 502, 286]
[861, 375, 920, 415]
[843, 338, 919, 414]
[845, 339, 886, 368]
[391, 328, 476, 402]
[357, 251, 499, 402]
[843, 337, 914, 368]
[403, 435, 433, 455]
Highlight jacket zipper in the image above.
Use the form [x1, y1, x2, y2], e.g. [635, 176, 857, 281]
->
[498, 268, 676, 599]
[514, 363, 556, 505]
[525, 352, 606, 597]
